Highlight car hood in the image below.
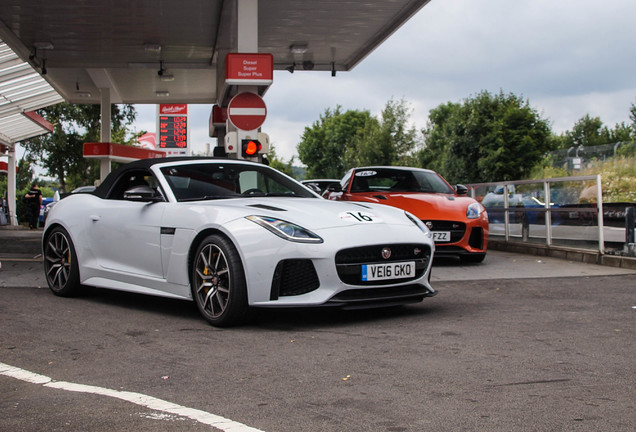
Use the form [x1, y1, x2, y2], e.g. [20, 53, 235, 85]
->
[187, 197, 413, 230]
[349, 192, 475, 219]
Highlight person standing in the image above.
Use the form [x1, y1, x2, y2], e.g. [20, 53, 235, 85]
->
[24, 181, 42, 229]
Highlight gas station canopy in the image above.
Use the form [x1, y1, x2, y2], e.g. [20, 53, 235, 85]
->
[0, 0, 430, 106]
[0, 40, 61, 144]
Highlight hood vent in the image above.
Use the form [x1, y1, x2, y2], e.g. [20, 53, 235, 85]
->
[352, 202, 372, 209]
[247, 204, 286, 211]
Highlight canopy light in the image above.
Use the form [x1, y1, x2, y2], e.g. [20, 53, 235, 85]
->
[289, 44, 308, 54]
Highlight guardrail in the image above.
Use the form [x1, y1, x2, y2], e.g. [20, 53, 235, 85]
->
[467, 175, 610, 253]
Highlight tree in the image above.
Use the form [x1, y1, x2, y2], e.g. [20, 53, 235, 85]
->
[16, 155, 36, 191]
[266, 144, 295, 177]
[297, 106, 373, 179]
[20, 103, 137, 191]
[629, 99, 636, 129]
[561, 115, 610, 149]
[345, 98, 422, 167]
[420, 90, 553, 184]
[560, 114, 634, 149]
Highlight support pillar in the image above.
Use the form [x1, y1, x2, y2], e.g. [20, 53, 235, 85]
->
[213, 0, 260, 155]
[100, 88, 112, 182]
[7, 144, 18, 226]
[233, 0, 260, 159]
[237, 0, 258, 52]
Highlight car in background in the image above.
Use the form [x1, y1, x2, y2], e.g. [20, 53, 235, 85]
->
[301, 179, 340, 195]
[38, 197, 54, 226]
[42, 186, 96, 224]
[43, 158, 437, 327]
[480, 186, 559, 227]
[324, 166, 489, 263]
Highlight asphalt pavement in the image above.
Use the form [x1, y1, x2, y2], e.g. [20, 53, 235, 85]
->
[2, 225, 634, 288]
[1, 225, 635, 432]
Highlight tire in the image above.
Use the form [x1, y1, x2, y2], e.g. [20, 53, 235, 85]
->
[461, 253, 486, 264]
[191, 234, 249, 327]
[43, 226, 81, 297]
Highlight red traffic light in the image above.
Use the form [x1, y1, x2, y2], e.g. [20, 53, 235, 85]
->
[241, 139, 262, 157]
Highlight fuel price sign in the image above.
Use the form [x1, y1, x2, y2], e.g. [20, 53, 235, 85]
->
[159, 115, 187, 148]
[157, 104, 189, 155]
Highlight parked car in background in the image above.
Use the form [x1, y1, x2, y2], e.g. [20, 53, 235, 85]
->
[324, 166, 489, 263]
[481, 186, 551, 224]
[42, 186, 96, 224]
[43, 158, 437, 327]
[301, 179, 340, 195]
[38, 197, 54, 226]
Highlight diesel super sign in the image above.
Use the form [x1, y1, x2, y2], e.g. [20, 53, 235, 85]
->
[225, 53, 273, 85]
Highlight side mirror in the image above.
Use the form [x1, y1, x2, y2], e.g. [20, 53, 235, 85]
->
[455, 184, 468, 195]
[326, 183, 342, 193]
[123, 185, 163, 202]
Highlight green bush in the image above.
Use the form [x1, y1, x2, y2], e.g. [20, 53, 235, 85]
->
[616, 141, 635, 158]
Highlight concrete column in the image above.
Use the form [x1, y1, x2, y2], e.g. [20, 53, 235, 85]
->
[7, 144, 18, 226]
[213, 0, 260, 156]
[237, 0, 258, 52]
[100, 88, 112, 182]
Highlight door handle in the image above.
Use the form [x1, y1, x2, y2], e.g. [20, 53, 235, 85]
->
[89, 215, 101, 222]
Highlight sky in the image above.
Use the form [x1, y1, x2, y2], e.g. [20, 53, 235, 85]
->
[130, 0, 636, 163]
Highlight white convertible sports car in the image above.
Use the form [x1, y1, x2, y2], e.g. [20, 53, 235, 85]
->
[43, 157, 436, 326]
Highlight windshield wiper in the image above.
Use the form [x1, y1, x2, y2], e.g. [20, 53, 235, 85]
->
[179, 195, 239, 202]
[263, 192, 301, 197]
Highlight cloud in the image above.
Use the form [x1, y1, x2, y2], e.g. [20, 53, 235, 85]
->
[131, 0, 636, 162]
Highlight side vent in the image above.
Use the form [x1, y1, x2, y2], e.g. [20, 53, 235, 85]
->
[270, 259, 320, 300]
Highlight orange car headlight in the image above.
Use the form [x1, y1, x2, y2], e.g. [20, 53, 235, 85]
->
[467, 202, 484, 219]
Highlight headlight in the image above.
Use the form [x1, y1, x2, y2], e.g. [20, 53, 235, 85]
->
[246, 216, 323, 243]
[467, 202, 484, 219]
[404, 211, 432, 238]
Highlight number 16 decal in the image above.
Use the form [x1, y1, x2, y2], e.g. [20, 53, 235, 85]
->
[339, 211, 381, 223]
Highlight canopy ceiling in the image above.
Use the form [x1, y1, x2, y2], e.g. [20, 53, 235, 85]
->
[0, 0, 431, 106]
[0, 40, 61, 145]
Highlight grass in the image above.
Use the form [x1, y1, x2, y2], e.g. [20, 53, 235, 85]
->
[579, 156, 636, 203]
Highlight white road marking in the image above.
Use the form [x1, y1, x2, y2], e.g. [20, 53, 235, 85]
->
[0, 362, 264, 432]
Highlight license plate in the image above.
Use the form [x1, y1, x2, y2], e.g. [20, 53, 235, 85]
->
[432, 231, 450, 242]
[361, 261, 415, 281]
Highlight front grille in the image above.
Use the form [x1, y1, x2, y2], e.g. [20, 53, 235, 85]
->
[422, 220, 466, 243]
[335, 244, 431, 286]
[270, 259, 320, 299]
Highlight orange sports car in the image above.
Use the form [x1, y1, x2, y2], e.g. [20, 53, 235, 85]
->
[324, 166, 489, 263]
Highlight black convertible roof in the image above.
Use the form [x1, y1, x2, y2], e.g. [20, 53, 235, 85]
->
[93, 156, 233, 199]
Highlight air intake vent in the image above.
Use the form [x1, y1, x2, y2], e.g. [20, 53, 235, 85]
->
[468, 227, 483, 249]
[270, 259, 320, 299]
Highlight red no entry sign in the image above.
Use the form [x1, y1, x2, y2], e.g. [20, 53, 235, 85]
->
[227, 92, 267, 131]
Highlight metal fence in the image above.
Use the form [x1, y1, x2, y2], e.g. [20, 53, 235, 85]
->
[547, 142, 630, 172]
[467, 175, 612, 253]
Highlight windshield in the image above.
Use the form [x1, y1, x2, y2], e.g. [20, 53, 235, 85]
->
[160, 162, 316, 201]
[350, 168, 455, 194]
